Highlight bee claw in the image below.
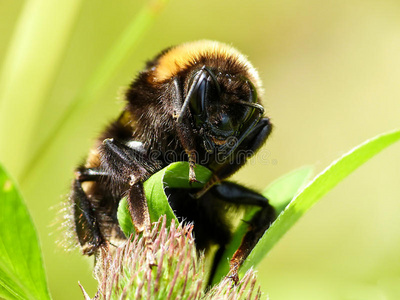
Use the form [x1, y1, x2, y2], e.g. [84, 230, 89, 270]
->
[193, 174, 220, 198]
[189, 164, 197, 183]
[147, 253, 157, 268]
[226, 272, 239, 285]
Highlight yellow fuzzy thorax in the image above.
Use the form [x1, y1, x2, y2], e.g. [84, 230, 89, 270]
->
[152, 40, 262, 93]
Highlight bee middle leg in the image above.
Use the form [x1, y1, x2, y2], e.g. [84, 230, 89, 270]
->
[100, 138, 159, 264]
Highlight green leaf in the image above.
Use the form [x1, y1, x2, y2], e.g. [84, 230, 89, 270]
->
[0, 163, 51, 300]
[242, 129, 400, 273]
[117, 198, 135, 238]
[211, 166, 313, 284]
[117, 162, 212, 237]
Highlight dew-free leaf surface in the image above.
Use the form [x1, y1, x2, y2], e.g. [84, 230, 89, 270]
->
[0, 163, 51, 300]
[242, 129, 400, 272]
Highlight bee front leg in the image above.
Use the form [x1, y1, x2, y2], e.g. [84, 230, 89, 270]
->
[196, 118, 272, 199]
[176, 123, 198, 183]
[172, 77, 198, 183]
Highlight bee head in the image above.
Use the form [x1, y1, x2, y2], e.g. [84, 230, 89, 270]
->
[184, 66, 264, 157]
[126, 40, 267, 159]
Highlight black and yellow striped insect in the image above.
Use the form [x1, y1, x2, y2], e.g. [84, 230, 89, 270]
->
[70, 40, 275, 283]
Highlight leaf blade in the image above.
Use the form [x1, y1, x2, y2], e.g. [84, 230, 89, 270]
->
[117, 162, 212, 237]
[243, 129, 400, 272]
[0, 163, 51, 300]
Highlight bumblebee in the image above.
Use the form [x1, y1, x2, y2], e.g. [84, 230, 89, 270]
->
[71, 40, 275, 283]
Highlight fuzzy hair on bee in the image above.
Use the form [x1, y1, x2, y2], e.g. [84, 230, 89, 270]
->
[70, 40, 275, 284]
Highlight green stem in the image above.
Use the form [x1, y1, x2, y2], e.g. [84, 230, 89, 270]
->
[20, 0, 169, 185]
[0, 0, 82, 178]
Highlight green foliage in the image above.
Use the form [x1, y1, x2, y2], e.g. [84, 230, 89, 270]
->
[118, 162, 212, 237]
[17, 0, 170, 184]
[0, 163, 51, 300]
[242, 129, 400, 272]
[0, 0, 82, 178]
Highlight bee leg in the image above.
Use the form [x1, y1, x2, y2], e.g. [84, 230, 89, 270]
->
[127, 181, 156, 266]
[72, 168, 108, 255]
[175, 131, 197, 183]
[242, 117, 272, 156]
[212, 182, 275, 284]
[195, 118, 271, 198]
[215, 118, 272, 180]
[172, 78, 198, 183]
[100, 138, 157, 265]
[100, 138, 150, 183]
[193, 173, 220, 199]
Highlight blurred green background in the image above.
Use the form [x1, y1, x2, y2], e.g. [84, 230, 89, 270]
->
[1, 0, 400, 299]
